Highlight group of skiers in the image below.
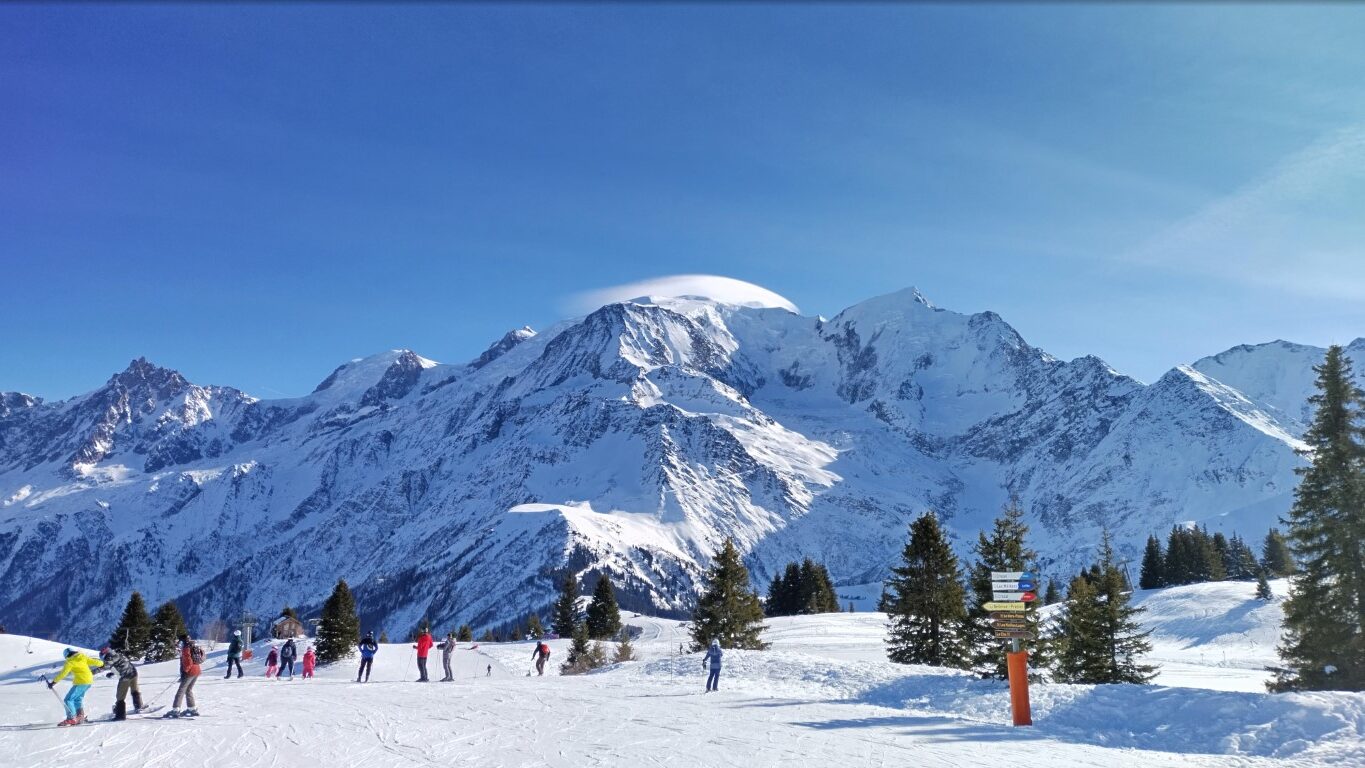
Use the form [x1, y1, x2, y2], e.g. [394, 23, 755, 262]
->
[410, 629, 462, 682]
[40, 630, 728, 725]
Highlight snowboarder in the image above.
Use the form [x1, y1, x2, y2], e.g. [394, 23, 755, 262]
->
[438, 632, 456, 682]
[704, 639, 723, 692]
[357, 632, 378, 682]
[413, 629, 433, 682]
[532, 640, 551, 676]
[224, 629, 245, 678]
[48, 647, 103, 726]
[99, 646, 143, 720]
[265, 645, 280, 678]
[302, 646, 316, 679]
[279, 638, 298, 680]
[167, 633, 201, 718]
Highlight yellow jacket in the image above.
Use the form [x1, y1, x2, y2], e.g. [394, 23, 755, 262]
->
[52, 652, 103, 686]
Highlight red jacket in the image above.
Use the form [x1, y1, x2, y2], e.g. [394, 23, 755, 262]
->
[180, 642, 201, 677]
[302, 649, 316, 671]
[415, 632, 433, 658]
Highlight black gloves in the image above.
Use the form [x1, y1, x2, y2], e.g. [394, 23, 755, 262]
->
[106, 672, 115, 678]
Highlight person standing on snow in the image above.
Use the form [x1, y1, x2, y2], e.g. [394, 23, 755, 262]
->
[357, 632, 378, 682]
[99, 646, 143, 720]
[279, 638, 298, 680]
[302, 645, 316, 679]
[532, 640, 551, 676]
[167, 633, 201, 718]
[413, 629, 433, 682]
[264, 645, 280, 678]
[704, 639, 723, 692]
[225, 629, 245, 678]
[437, 632, 457, 682]
[48, 647, 103, 726]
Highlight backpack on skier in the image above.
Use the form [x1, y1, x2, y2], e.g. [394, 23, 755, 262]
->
[189, 643, 206, 665]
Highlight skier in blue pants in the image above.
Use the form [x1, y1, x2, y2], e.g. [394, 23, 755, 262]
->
[704, 639, 722, 692]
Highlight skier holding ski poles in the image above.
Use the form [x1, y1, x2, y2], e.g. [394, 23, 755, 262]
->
[48, 647, 103, 726]
[413, 629, 433, 682]
[224, 629, 245, 678]
[438, 632, 456, 682]
[166, 633, 202, 718]
[99, 646, 144, 720]
[357, 632, 378, 682]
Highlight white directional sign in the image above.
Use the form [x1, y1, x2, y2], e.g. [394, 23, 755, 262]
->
[992, 581, 1026, 591]
[992, 591, 1032, 602]
[990, 571, 1027, 580]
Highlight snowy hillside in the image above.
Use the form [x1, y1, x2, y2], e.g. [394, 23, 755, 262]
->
[2, 580, 1362, 767]
[0, 286, 1347, 644]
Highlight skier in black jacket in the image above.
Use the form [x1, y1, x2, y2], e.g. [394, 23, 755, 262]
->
[279, 638, 298, 680]
[225, 630, 245, 679]
[99, 646, 144, 720]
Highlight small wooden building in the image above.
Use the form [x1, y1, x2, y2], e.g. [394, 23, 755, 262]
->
[272, 615, 306, 639]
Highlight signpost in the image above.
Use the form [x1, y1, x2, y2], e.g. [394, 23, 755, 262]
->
[988, 571, 1034, 727]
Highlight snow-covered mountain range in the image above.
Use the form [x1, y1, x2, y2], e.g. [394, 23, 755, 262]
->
[1, 288, 1360, 644]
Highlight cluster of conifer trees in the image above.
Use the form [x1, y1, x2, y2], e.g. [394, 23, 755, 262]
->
[1138, 526, 1293, 595]
[107, 591, 188, 663]
[552, 571, 632, 674]
[765, 559, 840, 616]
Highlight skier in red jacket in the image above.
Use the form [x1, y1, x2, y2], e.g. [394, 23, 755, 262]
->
[413, 630, 433, 682]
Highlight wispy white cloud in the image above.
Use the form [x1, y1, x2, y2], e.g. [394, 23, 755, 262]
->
[1124, 124, 1365, 300]
[568, 275, 799, 315]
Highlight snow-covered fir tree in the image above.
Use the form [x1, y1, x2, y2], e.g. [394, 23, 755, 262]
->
[885, 512, 970, 669]
[690, 538, 767, 650]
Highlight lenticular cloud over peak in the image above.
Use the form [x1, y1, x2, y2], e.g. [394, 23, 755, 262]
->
[570, 275, 799, 314]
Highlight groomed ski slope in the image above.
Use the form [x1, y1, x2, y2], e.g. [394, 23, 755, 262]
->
[1, 580, 1361, 767]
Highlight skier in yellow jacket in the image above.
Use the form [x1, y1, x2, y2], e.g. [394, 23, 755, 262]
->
[49, 648, 104, 726]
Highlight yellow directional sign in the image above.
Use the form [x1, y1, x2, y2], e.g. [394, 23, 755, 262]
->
[984, 601, 1026, 612]
[992, 617, 1029, 626]
[995, 630, 1036, 640]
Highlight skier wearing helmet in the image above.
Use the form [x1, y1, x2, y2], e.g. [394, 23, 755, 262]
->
[99, 645, 144, 720]
[225, 629, 245, 678]
[48, 648, 104, 725]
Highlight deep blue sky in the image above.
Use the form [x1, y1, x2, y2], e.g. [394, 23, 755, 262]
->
[3, 4, 1363, 400]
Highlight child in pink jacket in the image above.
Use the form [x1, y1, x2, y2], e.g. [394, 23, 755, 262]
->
[265, 646, 280, 678]
[302, 647, 316, 679]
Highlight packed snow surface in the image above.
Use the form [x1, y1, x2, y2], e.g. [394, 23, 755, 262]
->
[2, 581, 1361, 767]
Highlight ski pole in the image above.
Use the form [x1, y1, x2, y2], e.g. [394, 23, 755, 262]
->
[39, 675, 65, 710]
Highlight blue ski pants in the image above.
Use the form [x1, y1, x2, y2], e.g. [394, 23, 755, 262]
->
[64, 683, 90, 718]
[706, 667, 721, 692]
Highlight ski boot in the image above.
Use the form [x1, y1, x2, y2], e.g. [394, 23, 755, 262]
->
[57, 718, 78, 727]
[163, 710, 181, 719]
[75, 709, 86, 724]
[182, 708, 198, 717]
[113, 701, 127, 721]
[132, 691, 145, 712]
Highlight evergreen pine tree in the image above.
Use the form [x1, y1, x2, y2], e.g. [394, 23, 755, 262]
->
[552, 573, 580, 638]
[1262, 527, 1295, 578]
[561, 622, 608, 674]
[147, 600, 189, 662]
[690, 538, 768, 650]
[108, 591, 153, 660]
[281, 605, 298, 620]
[586, 574, 623, 640]
[1255, 571, 1273, 601]
[315, 579, 360, 664]
[765, 571, 788, 617]
[457, 625, 473, 642]
[964, 499, 1041, 678]
[1051, 532, 1156, 684]
[613, 629, 636, 663]
[478, 629, 495, 643]
[780, 562, 803, 614]
[1200, 527, 1227, 581]
[527, 614, 544, 639]
[886, 512, 970, 669]
[847, 601, 856, 613]
[1164, 527, 1190, 585]
[379, 631, 389, 643]
[1044, 580, 1061, 606]
[1210, 532, 1230, 581]
[1273, 346, 1365, 692]
[1139, 535, 1165, 590]
[813, 563, 840, 613]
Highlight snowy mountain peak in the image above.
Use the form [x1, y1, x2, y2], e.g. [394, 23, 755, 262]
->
[106, 357, 191, 399]
[312, 349, 437, 396]
[471, 326, 537, 369]
[0, 392, 40, 418]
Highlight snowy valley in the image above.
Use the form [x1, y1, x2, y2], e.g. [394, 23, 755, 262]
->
[1, 579, 1360, 767]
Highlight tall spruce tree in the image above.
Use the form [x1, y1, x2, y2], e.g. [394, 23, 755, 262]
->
[586, 574, 623, 640]
[527, 614, 544, 639]
[1273, 346, 1365, 692]
[1225, 534, 1261, 580]
[457, 625, 473, 642]
[886, 512, 970, 669]
[690, 538, 768, 650]
[552, 573, 580, 638]
[1051, 532, 1156, 684]
[1139, 535, 1166, 590]
[315, 579, 360, 664]
[147, 600, 189, 662]
[281, 605, 298, 620]
[1255, 571, 1274, 601]
[1262, 527, 1295, 578]
[766, 571, 790, 617]
[108, 591, 153, 660]
[965, 500, 1041, 678]
[1043, 580, 1061, 606]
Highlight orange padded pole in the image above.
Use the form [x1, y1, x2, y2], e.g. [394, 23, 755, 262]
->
[1007, 649, 1032, 726]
